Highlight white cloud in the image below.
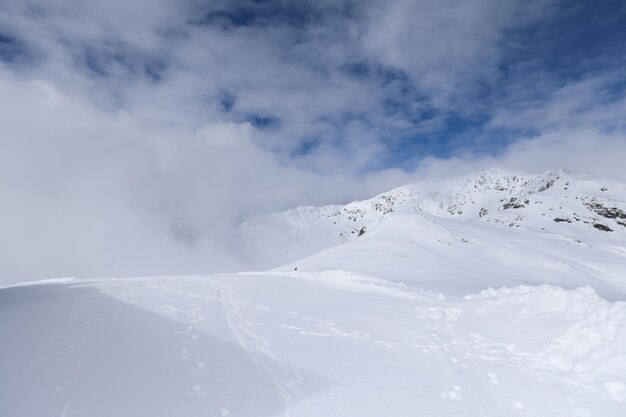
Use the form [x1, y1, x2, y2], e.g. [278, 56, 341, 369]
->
[0, 70, 420, 283]
[361, 0, 560, 107]
[490, 72, 626, 131]
[417, 128, 626, 181]
[1, 0, 625, 282]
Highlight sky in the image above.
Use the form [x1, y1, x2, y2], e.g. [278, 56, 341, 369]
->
[1, 0, 625, 282]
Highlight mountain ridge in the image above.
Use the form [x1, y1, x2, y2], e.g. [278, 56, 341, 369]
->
[239, 169, 626, 288]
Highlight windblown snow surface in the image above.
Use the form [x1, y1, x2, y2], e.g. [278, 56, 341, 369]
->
[2, 169, 626, 416]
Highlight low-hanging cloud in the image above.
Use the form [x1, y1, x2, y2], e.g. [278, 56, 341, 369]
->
[1, 0, 625, 284]
[0, 71, 418, 284]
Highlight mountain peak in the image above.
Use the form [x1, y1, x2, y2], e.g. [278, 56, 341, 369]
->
[239, 169, 626, 285]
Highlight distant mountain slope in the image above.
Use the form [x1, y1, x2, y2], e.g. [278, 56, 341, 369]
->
[240, 169, 626, 297]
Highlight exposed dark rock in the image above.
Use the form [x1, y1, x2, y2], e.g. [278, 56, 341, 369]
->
[584, 199, 626, 220]
[553, 218, 571, 223]
[371, 195, 396, 214]
[593, 223, 613, 232]
[349, 226, 367, 236]
[502, 198, 529, 210]
[538, 177, 558, 192]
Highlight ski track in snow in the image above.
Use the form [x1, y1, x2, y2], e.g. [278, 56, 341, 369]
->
[211, 280, 302, 415]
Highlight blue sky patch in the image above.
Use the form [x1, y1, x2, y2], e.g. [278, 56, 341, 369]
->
[246, 114, 280, 129]
[0, 32, 27, 64]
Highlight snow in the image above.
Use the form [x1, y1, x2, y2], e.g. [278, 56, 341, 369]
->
[241, 170, 626, 280]
[2, 169, 626, 416]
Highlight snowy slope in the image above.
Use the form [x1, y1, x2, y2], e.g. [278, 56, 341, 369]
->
[1, 274, 625, 417]
[2, 168, 626, 417]
[242, 169, 626, 298]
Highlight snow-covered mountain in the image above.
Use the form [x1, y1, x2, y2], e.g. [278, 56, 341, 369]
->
[2, 169, 626, 417]
[241, 169, 626, 297]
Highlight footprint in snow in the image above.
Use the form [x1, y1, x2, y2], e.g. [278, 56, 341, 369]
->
[184, 332, 198, 344]
[57, 404, 69, 417]
[440, 386, 462, 401]
[187, 310, 205, 323]
[191, 361, 205, 373]
[188, 384, 206, 397]
[487, 372, 499, 384]
[54, 379, 69, 392]
[450, 357, 467, 368]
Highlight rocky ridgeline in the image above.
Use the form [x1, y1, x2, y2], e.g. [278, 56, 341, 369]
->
[239, 169, 626, 266]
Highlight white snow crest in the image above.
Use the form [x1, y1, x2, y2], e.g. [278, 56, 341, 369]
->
[424, 285, 626, 402]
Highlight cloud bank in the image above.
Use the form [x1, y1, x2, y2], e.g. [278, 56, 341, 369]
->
[0, 0, 625, 283]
